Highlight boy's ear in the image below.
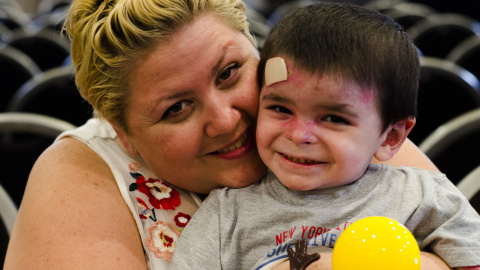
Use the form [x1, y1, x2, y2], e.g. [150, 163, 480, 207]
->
[374, 117, 416, 162]
[110, 121, 138, 155]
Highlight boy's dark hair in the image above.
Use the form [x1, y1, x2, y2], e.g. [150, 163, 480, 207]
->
[257, 3, 420, 132]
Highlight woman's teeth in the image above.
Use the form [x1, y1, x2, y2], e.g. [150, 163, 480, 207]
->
[216, 132, 248, 153]
[281, 153, 320, 164]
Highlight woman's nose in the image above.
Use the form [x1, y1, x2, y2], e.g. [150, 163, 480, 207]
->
[286, 121, 318, 145]
[205, 98, 241, 138]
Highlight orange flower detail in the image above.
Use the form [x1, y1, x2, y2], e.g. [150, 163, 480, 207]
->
[146, 220, 181, 262]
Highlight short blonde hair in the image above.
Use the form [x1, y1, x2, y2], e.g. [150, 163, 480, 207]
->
[65, 0, 255, 132]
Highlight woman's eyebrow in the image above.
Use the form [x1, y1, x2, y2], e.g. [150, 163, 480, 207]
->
[211, 42, 242, 79]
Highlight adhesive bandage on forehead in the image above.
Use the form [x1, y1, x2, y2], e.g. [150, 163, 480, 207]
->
[265, 57, 288, 86]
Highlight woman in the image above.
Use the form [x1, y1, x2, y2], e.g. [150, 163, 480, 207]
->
[4, 0, 443, 269]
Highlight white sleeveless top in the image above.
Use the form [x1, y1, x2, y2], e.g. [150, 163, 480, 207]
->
[56, 118, 201, 269]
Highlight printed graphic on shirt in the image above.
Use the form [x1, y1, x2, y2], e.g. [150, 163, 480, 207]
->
[255, 222, 353, 270]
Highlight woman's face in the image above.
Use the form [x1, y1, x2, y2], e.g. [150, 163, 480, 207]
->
[121, 13, 266, 194]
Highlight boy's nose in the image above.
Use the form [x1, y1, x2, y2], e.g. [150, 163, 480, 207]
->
[286, 121, 318, 145]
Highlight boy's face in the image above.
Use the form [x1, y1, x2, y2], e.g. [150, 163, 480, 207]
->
[256, 57, 389, 191]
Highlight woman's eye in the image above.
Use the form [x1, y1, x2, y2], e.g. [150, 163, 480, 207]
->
[217, 63, 239, 83]
[324, 115, 349, 124]
[163, 101, 191, 119]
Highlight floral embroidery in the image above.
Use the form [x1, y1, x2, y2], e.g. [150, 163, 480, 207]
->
[174, 212, 191, 228]
[127, 163, 189, 262]
[137, 197, 152, 220]
[130, 174, 181, 210]
[128, 161, 140, 172]
[146, 220, 181, 262]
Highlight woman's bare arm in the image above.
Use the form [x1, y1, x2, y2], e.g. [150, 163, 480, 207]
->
[373, 138, 440, 172]
[4, 138, 147, 270]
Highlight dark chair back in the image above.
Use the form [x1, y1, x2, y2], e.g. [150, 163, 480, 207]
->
[8, 27, 70, 71]
[6, 65, 93, 127]
[0, 45, 40, 111]
[409, 57, 480, 145]
[447, 35, 480, 81]
[266, 0, 316, 28]
[381, 2, 437, 30]
[419, 108, 480, 186]
[408, 13, 480, 59]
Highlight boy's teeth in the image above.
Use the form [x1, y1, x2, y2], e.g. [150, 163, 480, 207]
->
[282, 153, 319, 164]
[217, 133, 248, 153]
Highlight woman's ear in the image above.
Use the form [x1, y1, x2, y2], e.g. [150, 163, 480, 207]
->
[110, 121, 138, 155]
[374, 117, 416, 161]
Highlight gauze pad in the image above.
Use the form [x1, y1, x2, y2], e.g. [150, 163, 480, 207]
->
[265, 57, 288, 86]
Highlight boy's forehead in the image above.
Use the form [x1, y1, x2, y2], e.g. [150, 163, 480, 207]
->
[264, 56, 380, 111]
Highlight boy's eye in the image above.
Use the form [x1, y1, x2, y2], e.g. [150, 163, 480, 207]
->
[324, 115, 349, 124]
[269, 105, 292, 115]
[163, 101, 191, 119]
[217, 63, 239, 83]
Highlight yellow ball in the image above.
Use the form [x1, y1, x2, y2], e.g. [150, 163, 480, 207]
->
[332, 216, 420, 270]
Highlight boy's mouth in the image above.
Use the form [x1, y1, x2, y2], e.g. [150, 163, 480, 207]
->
[280, 153, 322, 164]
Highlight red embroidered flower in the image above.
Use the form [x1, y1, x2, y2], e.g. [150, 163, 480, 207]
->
[136, 197, 151, 220]
[135, 176, 180, 210]
[146, 220, 181, 262]
[174, 212, 191, 228]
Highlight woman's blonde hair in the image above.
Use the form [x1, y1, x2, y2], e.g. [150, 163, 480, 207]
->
[65, 0, 255, 132]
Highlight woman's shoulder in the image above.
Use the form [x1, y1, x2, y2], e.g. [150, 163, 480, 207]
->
[4, 137, 147, 269]
[34, 136, 111, 185]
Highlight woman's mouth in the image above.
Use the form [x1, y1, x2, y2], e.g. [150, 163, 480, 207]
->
[210, 128, 254, 160]
[215, 132, 248, 153]
[280, 153, 322, 164]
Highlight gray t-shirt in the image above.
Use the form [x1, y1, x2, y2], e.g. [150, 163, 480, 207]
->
[170, 164, 480, 269]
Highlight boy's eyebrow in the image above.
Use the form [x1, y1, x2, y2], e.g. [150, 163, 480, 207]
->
[262, 93, 359, 118]
[261, 93, 293, 105]
[320, 103, 359, 118]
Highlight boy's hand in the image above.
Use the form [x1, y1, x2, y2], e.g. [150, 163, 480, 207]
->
[287, 239, 321, 270]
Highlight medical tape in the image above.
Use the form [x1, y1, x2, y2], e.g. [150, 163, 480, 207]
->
[265, 57, 288, 86]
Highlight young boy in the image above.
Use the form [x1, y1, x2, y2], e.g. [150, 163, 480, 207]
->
[169, 3, 480, 269]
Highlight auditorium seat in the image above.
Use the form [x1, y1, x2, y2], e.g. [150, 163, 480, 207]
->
[408, 13, 480, 59]
[0, 45, 40, 111]
[409, 57, 480, 145]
